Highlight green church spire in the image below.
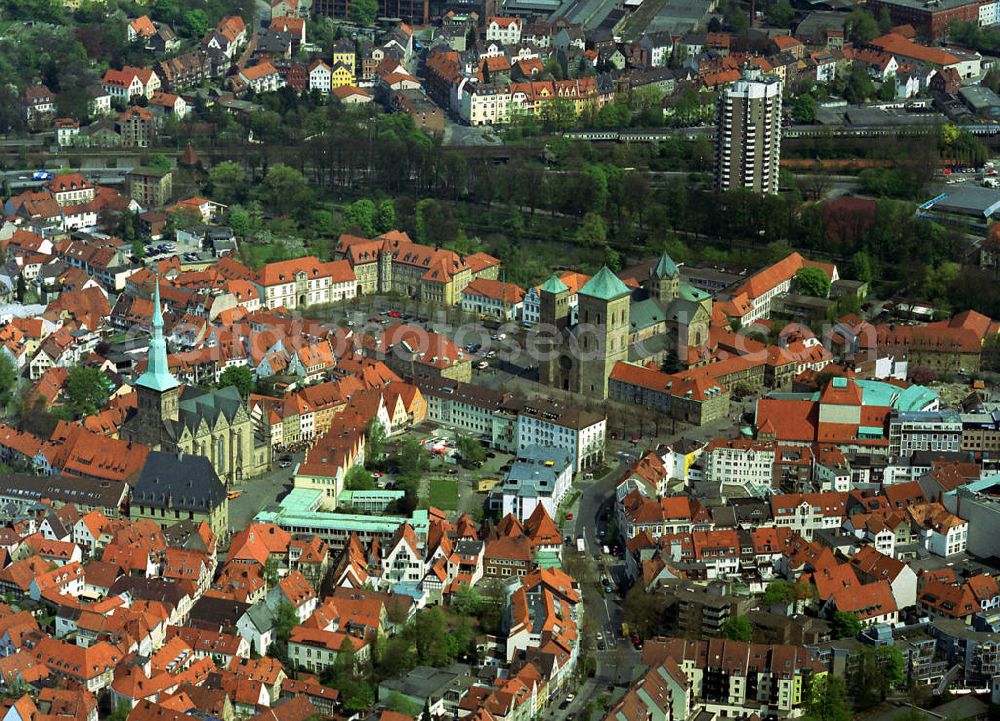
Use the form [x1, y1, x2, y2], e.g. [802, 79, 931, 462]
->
[136, 277, 179, 393]
[653, 252, 678, 279]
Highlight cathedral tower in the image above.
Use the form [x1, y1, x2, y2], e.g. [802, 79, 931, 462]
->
[576, 267, 631, 400]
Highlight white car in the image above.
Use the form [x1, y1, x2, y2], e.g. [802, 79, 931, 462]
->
[477, 361, 488, 369]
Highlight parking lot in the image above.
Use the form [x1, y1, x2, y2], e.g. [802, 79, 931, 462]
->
[309, 301, 533, 379]
[382, 425, 513, 518]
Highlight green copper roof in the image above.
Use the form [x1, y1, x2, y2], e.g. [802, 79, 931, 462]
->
[653, 252, 678, 279]
[678, 283, 710, 302]
[136, 278, 180, 393]
[578, 266, 630, 300]
[539, 274, 569, 294]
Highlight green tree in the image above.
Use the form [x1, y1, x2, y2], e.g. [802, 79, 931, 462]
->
[605, 246, 622, 272]
[851, 646, 905, 710]
[544, 55, 564, 80]
[792, 94, 816, 123]
[264, 555, 280, 587]
[414, 198, 458, 246]
[765, 0, 794, 27]
[273, 601, 297, 646]
[830, 611, 862, 639]
[350, 0, 378, 26]
[444, 615, 474, 661]
[877, 5, 893, 32]
[393, 438, 431, 485]
[846, 9, 880, 45]
[182, 9, 211, 37]
[384, 692, 422, 716]
[451, 583, 485, 616]
[131, 239, 146, 261]
[228, 205, 252, 239]
[455, 434, 486, 468]
[575, 212, 607, 247]
[257, 164, 311, 217]
[107, 701, 131, 721]
[412, 607, 450, 666]
[219, 365, 255, 397]
[310, 209, 339, 238]
[345, 199, 376, 236]
[721, 615, 752, 641]
[375, 199, 397, 233]
[795, 266, 831, 298]
[877, 77, 897, 101]
[622, 585, 668, 640]
[207, 161, 245, 205]
[0, 352, 18, 406]
[922, 261, 961, 302]
[329, 637, 375, 711]
[345, 464, 375, 490]
[65, 366, 108, 418]
[843, 64, 876, 104]
[805, 675, 851, 721]
[148, 153, 171, 172]
[847, 250, 874, 283]
[365, 419, 386, 467]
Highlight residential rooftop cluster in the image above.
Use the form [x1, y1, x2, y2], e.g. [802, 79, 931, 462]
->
[2, 0, 1000, 718]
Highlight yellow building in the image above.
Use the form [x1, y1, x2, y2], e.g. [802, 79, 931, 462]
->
[331, 62, 355, 89]
[335, 231, 500, 307]
[332, 38, 356, 76]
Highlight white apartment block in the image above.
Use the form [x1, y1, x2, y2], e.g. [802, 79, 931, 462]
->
[703, 439, 775, 493]
[515, 401, 606, 473]
[454, 79, 512, 126]
[486, 17, 522, 45]
[258, 257, 356, 311]
[981, 1, 999, 25]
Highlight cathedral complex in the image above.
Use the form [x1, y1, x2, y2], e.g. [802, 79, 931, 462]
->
[120, 281, 271, 484]
[542, 253, 712, 399]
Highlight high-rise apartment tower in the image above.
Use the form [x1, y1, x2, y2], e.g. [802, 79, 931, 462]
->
[715, 68, 783, 195]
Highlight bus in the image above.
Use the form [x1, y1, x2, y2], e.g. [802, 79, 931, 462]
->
[576, 537, 585, 553]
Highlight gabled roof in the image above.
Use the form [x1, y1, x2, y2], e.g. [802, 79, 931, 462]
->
[830, 579, 896, 620]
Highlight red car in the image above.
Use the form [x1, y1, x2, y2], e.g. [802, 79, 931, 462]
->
[388, 311, 402, 318]
[566, 513, 574, 520]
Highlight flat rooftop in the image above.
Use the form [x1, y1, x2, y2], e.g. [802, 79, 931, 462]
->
[925, 186, 1000, 218]
[872, 0, 980, 11]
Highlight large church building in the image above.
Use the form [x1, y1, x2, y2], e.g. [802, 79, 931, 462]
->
[541, 254, 713, 400]
[120, 281, 271, 484]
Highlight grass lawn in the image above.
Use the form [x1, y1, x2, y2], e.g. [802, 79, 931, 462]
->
[428, 477, 458, 511]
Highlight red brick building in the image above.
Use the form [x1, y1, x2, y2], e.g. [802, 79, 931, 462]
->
[866, 0, 982, 40]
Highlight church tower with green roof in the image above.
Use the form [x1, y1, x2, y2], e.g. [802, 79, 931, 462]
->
[539, 273, 571, 331]
[133, 278, 181, 432]
[576, 267, 631, 399]
[651, 251, 680, 304]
